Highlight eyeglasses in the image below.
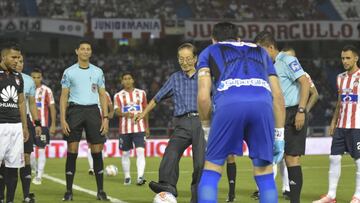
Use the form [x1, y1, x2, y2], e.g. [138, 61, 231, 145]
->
[178, 56, 195, 62]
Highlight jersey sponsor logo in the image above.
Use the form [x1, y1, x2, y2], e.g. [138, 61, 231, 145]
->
[0, 103, 18, 108]
[0, 85, 19, 108]
[1, 85, 18, 102]
[123, 104, 141, 112]
[289, 60, 302, 72]
[341, 94, 358, 103]
[218, 41, 257, 47]
[217, 78, 271, 92]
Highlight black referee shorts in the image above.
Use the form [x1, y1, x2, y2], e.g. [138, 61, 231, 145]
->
[284, 106, 308, 156]
[24, 116, 34, 154]
[64, 104, 106, 144]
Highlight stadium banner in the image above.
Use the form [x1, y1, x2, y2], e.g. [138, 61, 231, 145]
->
[91, 18, 161, 39]
[185, 20, 360, 41]
[34, 137, 331, 158]
[0, 18, 85, 37]
[41, 19, 85, 37]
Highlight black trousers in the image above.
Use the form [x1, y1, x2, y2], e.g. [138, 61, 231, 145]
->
[158, 115, 205, 203]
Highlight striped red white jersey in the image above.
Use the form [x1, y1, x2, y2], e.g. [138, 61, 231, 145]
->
[336, 69, 360, 129]
[35, 84, 55, 127]
[114, 88, 147, 134]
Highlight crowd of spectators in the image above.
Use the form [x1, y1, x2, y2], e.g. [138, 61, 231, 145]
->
[0, 0, 19, 18]
[300, 58, 340, 126]
[22, 51, 340, 131]
[188, 0, 327, 20]
[1, 0, 328, 21]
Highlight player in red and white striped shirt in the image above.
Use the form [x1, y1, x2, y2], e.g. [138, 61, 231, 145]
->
[30, 68, 56, 185]
[314, 45, 360, 203]
[114, 72, 149, 186]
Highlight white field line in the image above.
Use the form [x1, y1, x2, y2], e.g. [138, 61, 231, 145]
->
[139, 164, 355, 174]
[42, 164, 354, 202]
[42, 173, 127, 203]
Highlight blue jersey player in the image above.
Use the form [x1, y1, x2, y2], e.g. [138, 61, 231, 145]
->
[197, 22, 286, 203]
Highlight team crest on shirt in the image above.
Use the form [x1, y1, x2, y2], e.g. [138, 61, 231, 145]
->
[289, 61, 302, 72]
[354, 81, 359, 87]
[91, 83, 97, 92]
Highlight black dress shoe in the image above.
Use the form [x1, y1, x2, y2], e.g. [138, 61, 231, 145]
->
[149, 181, 178, 197]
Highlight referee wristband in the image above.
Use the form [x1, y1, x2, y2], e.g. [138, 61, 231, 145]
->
[103, 116, 109, 119]
[34, 120, 41, 127]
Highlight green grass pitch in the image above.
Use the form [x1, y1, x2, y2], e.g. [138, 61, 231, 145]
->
[13, 155, 355, 202]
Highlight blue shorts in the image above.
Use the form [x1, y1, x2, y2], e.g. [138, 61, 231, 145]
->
[33, 127, 50, 148]
[331, 128, 360, 159]
[119, 132, 146, 151]
[206, 101, 274, 165]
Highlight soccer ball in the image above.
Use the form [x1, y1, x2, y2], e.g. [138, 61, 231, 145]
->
[153, 192, 177, 203]
[105, 165, 118, 176]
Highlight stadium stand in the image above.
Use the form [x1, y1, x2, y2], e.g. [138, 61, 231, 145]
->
[5, 0, 329, 21]
[330, 0, 360, 20]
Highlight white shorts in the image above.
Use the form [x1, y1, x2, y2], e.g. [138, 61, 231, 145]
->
[0, 123, 24, 168]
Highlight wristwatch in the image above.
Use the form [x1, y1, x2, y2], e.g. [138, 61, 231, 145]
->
[297, 107, 305, 113]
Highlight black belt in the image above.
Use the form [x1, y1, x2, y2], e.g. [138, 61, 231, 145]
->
[68, 102, 97, 108]
[177, 112, 199, 118]
[286, 105, 298, 110]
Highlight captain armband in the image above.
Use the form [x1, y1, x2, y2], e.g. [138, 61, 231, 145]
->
[198, 69, 210, 77]
[274, 128, 284, 140]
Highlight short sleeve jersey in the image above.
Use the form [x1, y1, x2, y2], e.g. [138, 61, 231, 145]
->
[114, 88, 147, 134]
[21, 73, 36, 114]
[197, 41, 277, 109]
[61, 63, 105, 105]
[274, 52, 306, 107]
[33, 84, 55, 127]
[0, 70, 24, 123]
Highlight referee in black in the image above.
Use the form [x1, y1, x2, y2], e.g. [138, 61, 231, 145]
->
[135, 43, 205, 203]
[60, 40, 109, 201]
